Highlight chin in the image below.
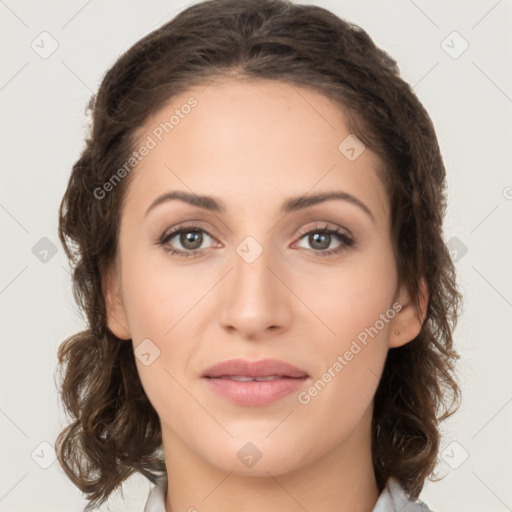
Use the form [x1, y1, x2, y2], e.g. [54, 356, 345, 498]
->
[197, 434, 314, 477]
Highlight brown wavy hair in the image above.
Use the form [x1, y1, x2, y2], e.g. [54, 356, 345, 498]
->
[55, 0, 462, 510]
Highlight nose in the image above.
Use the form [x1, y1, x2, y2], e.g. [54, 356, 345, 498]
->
[218, 241, 292, 341]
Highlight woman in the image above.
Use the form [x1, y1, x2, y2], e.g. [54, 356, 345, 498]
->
[55, 0, 462, 511]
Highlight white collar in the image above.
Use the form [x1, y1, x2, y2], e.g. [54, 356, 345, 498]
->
[143, 476, 433, 512]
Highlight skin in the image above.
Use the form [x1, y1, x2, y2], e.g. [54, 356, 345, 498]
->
[103, 77, 427, 512]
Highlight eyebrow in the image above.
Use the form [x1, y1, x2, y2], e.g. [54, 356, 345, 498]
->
[145, 190, 375, 223]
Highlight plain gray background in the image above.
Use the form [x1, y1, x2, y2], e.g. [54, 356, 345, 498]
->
[1, 0, 511, 511]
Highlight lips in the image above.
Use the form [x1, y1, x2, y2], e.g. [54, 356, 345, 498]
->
[201, 358, 309, 406]
[201, 358, 309, 379]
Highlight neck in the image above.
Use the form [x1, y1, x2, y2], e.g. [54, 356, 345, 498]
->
[162, 405, 380, 512]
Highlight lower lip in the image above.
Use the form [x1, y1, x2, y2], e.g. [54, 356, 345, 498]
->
[203, 376, 308, 406]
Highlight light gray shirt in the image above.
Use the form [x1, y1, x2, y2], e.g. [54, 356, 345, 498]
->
[143, 476, 433, 512]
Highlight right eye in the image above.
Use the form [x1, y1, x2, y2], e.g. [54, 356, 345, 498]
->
[158, 224, 218, 258]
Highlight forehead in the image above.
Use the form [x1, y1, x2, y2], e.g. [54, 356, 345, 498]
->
[126, 77, 388, 224]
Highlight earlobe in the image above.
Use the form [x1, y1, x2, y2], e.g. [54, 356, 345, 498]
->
[388, 278, 428, 349]
[102, 263, 131, 340]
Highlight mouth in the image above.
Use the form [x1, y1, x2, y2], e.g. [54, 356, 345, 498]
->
[201, 358, 309, 406]
[211, 375, 302, 381]
[202, 358, 309, 379]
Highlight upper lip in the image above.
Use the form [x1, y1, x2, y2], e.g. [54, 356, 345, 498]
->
[202, 358, 309, 378]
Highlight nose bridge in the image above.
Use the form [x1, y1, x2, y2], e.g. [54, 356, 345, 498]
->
[218, 233, 291, 337]
[234, 234, 274, 292]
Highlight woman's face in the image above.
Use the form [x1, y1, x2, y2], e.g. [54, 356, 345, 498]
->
[104, 77, 423, 477]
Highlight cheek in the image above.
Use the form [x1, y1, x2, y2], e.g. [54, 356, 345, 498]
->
[296, 340, 385, 456]
[120, 244, 212, 341]
[293, 244, 396, 404]
[119, 247, 209, 389]
[294, 242, 397, 342]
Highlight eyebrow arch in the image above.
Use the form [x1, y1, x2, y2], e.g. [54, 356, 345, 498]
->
[145, 190, 375, 223]
[283, 191, 375, 223]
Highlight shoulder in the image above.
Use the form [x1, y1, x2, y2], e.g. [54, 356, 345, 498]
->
[142, 475, 434, 512]
[372, 477, 434, 512]
[143, 480, 166, 512]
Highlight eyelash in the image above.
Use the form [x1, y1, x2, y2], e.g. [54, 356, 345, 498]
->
[157, 222, 355, 259]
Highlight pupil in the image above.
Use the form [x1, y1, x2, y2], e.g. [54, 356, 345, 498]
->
[310, 232, 330, 250]
[182, 231, 202, 249]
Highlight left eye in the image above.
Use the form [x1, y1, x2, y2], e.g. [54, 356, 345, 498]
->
[294, 225, 354, 256]
[297, 230, 342, 251]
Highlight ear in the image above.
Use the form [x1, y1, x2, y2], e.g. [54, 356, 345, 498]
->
[388, 278, 428, 349]
[102, 262, 131, 340]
